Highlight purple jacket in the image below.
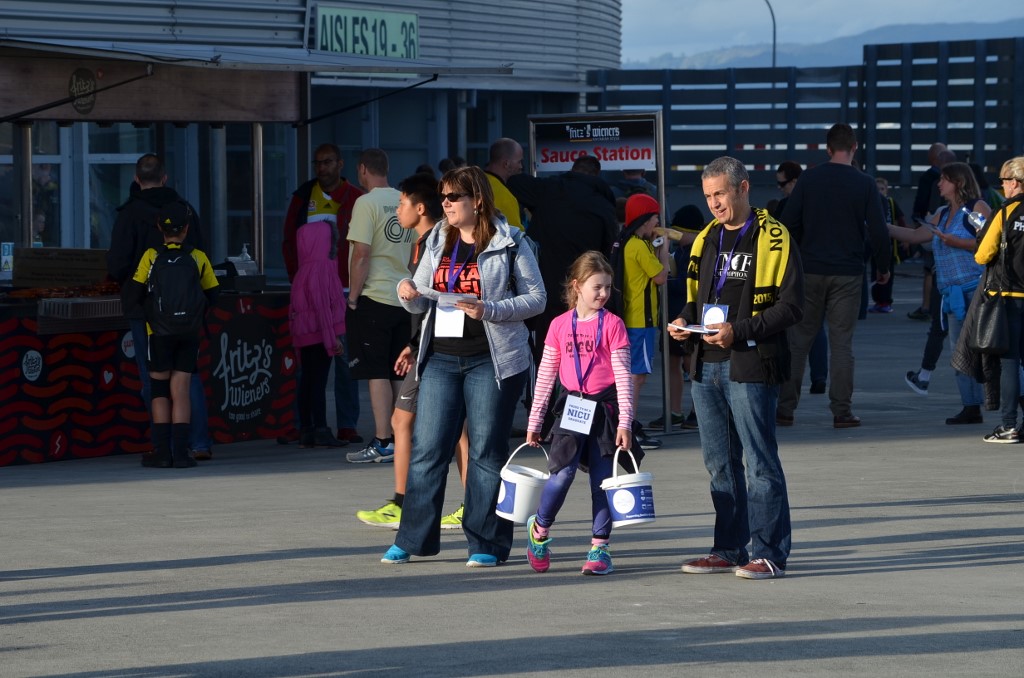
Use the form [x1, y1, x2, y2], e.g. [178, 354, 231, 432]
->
[289, 220, 345, 353]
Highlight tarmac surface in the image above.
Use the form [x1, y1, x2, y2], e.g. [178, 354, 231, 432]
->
[2, 260, 1023, 677]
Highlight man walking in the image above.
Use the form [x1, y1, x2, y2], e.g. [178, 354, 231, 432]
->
[776, 123, 891, 428]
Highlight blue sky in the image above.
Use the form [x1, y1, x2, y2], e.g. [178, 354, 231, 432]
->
[621, 0, 1024, 62]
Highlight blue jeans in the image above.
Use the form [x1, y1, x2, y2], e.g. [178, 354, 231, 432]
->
[535, 434, 614, 539]
[691, 359, 791, 565]
[333, 334, 359, 429]
[130, 319, 212, 450]
[395, 352, 527, 560]
[943, 288, 982, 408]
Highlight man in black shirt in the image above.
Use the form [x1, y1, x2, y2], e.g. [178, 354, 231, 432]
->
[776, 124, 891, 428]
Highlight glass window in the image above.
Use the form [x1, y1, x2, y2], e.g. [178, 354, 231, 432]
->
[31, 162, 60, 246]
[86, 123, 155, 250]
[89, 163, 136, 250]
[88, 123, 153, 155]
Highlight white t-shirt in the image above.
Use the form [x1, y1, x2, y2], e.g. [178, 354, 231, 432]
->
[347, 186, 412, 306]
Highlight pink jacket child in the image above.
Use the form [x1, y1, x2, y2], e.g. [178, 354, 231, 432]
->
[290, 220, 346, 351]
[288, 220, 347, 448]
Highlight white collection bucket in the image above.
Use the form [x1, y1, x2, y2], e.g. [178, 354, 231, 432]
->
[600, 447, 655, 528]
[495, 443, 550, 524]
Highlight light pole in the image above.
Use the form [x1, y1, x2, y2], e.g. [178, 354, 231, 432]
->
[763, 0, 777, 69]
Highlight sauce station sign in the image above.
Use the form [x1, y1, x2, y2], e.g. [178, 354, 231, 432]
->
[528, 112, 661, 173]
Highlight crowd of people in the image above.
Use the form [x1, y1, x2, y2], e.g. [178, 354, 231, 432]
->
[113, 124, 1024, 579]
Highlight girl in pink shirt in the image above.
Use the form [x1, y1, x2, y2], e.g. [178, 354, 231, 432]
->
[525, 251, 636, 575]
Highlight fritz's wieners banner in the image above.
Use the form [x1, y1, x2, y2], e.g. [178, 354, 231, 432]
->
[529, 112, 660, 173]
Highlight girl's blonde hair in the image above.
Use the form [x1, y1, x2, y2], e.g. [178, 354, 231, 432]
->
[563, 251, 614, 309]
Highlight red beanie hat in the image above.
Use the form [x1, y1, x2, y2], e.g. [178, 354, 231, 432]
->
[625, 193, 660, 229]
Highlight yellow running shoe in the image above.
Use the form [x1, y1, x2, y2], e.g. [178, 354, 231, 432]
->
[356, 500, 401, 529]
[440, 504, 464, 530]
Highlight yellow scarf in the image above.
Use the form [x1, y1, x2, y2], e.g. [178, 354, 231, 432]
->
[686, 207, 791, 316]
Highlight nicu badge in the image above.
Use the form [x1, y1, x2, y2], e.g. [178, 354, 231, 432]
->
[702, 303, 728, 326]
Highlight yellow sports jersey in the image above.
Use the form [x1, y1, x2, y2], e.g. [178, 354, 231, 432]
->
[486, 173, 523, 230]
[132, 242, 219, 335]
[307, 186, 340, 224]
[623, 236, 663, 328]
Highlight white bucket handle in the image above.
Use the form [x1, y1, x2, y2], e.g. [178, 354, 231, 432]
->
[502, 442, 549, 472]
[610, 446, 640, 480]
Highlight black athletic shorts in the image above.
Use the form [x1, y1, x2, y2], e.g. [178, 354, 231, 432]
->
[148, 333, 200, 373]
[347, 296, 411, 381]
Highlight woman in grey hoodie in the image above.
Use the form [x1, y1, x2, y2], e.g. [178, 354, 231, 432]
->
[382, 166, 546, 567]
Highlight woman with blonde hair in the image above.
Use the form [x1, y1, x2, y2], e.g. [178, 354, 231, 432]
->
[973, 157, 1024, 442]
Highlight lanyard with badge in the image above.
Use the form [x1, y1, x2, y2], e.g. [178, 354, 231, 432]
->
[560, 309, 605, 434]
[435, 239, 475, 338]
[703, 212, 754, 326]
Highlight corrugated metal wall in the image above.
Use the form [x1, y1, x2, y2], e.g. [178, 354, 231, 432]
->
[358, 0, 622, 82]
[0, 0, 621, 85]
[0, 0, 308, 47]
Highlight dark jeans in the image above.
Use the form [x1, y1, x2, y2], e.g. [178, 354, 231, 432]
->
[298, 345, 332, 430]
[333, 333, 359, 429]
[809, 325, 828, 384]
[130, 318, 212, 450]
[535, 434, 614, 539]
[998, 297, 1024, 428]
[691, 359, 791, 564]
[921, 274, 946, 372]
[395, 353, 527, 560]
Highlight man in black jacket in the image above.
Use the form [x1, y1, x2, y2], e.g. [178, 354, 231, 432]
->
[106, 153, 213, 460]
[669, 155, 803, 580]
[776, 124, 891, 429]
[507, 154, 619, 362]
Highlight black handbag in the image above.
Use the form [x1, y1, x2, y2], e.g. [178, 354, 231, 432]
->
[970, 290, 1008, 354]
[969, 224, 1009, 355]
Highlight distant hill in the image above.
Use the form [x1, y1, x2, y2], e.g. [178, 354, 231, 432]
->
[623, 19, 1024, 69]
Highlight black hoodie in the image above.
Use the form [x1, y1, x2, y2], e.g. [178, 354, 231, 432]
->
[106, 186, 204, 318]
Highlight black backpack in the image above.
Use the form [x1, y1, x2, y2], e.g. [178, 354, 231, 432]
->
[145, 243, 207, 336]
[607, 222, 648, 319]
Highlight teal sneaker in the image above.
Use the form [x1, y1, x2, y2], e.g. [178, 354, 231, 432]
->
[526, 515, 551, 573]
[581, 544, 613, 575]
[466, 553, 498, 568]
[381, 544, 410, 564]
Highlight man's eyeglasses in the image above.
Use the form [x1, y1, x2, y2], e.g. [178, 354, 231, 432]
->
[777, 179, 793, 187]
[441, 192, 471, 203]
[312, 159, 337, 167]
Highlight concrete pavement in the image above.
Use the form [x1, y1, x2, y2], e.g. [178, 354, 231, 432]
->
[2, 262, 1023, 677]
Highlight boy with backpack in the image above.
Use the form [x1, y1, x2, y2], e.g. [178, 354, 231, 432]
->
[122, 201, 219, 468]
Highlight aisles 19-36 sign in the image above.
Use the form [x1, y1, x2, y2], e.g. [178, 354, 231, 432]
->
[316, 5, 418, 59]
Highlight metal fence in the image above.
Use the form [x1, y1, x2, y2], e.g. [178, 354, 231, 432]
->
[587, 37, 1023, 191]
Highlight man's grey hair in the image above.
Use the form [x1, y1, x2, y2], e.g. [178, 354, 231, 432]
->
[701, 156, 748, 189]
